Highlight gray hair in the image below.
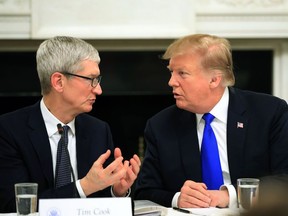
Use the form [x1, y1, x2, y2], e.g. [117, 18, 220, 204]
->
[36, 36, 100, 95]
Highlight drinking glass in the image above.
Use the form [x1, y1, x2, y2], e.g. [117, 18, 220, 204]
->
[237, 178, 259, 210]
[15, 183, 38, 216]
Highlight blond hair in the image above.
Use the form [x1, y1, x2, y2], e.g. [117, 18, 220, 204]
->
[163, 34, 235, 86]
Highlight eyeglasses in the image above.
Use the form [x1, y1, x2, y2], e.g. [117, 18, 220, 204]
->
[61, 71, 102, 87]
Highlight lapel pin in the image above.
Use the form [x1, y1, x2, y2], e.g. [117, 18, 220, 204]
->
[237, 122, 244, 128]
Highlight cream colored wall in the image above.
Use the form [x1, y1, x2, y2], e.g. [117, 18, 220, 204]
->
[31, 0, 195, 39]
[1, 0, 288, 39]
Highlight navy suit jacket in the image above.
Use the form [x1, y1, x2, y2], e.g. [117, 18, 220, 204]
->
[0, 101, 115, 213]
[134, 87, 288, 207]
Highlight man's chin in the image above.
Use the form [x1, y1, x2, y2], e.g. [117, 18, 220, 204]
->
[82, 106, 93, 113]
[175, 101, 186, 110]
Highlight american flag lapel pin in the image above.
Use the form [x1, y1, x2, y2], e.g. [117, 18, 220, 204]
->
[237, 122, 244, 128]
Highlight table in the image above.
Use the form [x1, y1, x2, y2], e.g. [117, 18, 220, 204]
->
[0, 208, 240, 216]
[167, 207, 239, 215]
[135, 200, 239, 216]
[1, 205, 239, 216]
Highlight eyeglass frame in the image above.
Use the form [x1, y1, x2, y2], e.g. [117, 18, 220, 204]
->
[61, 71, 102, 87]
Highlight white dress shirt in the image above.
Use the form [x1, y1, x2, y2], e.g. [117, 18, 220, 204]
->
[172, 88, 237, 208]
[40, 99, 86, 197]
[40, 99, 129, 198]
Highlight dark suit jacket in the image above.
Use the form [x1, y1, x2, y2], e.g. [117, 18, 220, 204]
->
[0, 101, 115, 213]
[134, 87, 288, 207]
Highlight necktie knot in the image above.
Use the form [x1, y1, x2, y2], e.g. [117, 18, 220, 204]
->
[62, 125, 69, 131]
[202, 113, 215, 125]
[62, 125, 69, 143]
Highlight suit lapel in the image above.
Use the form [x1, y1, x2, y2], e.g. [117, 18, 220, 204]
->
[27, 102, 54, 186]
[74, 117, 90, 179]
[227, 88, 248, 183]
[177, 109, 202, 182]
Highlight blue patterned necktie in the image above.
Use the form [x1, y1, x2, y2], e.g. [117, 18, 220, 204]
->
[201, 113, 224, 190]
[55, 125, 71, 188]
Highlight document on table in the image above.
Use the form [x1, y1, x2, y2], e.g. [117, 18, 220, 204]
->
[134, 200, 168, 216]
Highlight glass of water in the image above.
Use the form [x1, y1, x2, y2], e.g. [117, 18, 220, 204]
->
[15, 183, 38, 216]
[237, 178, 259, 211]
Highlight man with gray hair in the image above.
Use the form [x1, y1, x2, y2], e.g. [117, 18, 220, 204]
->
[0, 36, 141, 213]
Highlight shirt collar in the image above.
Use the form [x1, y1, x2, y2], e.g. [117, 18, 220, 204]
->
[196, 87, 229, 124]
[40, 98, 76, 137]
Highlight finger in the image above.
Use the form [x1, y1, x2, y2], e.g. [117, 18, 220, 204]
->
[116, 162, 133, 191]
[118, 161, 129, 181]
[103, 156, 123, 175]
[113, 148, 124, 173]
[180, 192, 210, 208]
[114, 147, 122, 158]
[126, 166, 137, 183]
[186, 187, 211, 205]
[181, 199, 207, 208]
[129, 158, 140, 174]
[109, 160, 128, 183]
[94, 150, 111, 168]
[123, 160, 129, 170]
[132, 154, 141, 166]
[187, 181, 209, 195]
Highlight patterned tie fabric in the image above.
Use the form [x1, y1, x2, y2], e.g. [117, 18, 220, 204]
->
[55, 125, 71, 188]
[201, 113, 224, 190]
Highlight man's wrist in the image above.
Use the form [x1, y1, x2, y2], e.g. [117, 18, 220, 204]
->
[111, 186, 131, 197]
[220, 184, 238, 209]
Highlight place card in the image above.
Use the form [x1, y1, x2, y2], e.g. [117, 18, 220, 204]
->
[39, 197, 132, 216]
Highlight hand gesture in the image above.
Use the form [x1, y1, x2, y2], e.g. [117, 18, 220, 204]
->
[112, 148, 141, 196]
[80, 149, 128, 196]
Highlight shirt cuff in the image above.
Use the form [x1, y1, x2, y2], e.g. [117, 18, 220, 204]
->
[220, 184, 238, 209]
[111, 186, 131, 197]
[76, 180, 87, 198]
[172, 192, 180, 207]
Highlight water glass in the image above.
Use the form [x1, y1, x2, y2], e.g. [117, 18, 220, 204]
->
[15, 183, 38, 216]
[237, 178, 259, 210]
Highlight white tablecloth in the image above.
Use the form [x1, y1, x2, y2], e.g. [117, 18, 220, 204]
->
[0, 208, 239, 216]
[167, 207, 239, 215]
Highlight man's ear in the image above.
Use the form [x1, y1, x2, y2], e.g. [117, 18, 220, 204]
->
[51, 72, 65, 92]
[210, 71, 223, 88]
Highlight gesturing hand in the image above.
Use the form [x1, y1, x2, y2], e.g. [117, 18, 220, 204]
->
[112, 148, 141, 197]
[80, 149, 128, 196]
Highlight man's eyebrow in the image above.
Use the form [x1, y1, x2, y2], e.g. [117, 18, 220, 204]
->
[87, 72, 100, 77]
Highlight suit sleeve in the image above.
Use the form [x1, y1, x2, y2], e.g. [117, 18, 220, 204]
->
[134, 120, 176, 207]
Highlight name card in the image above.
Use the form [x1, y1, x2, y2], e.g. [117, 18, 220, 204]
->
[39, 197, 132, 216]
